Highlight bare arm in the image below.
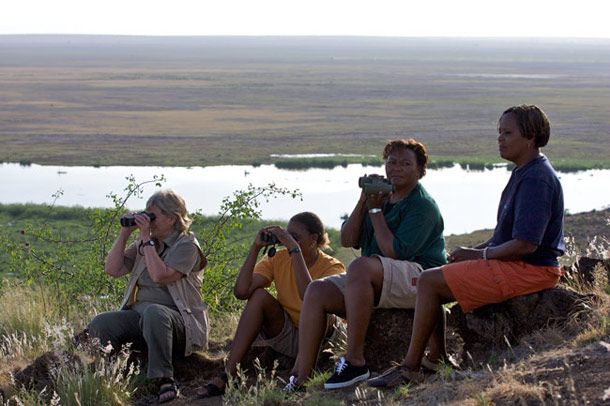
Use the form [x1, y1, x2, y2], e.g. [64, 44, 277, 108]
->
[141, 244, 185, 285]
[125, 212, 185, 285]
[362, 189, 396, 258]
[449, 239, 538, 263]
[473, 237, 493, 250]
[367, 209, 397, 258]
[266, 225, 311, 300]
[341, 194, 368, 247]
[234, 230, 272, 300]
[290, 249, 311, 300]
[104, 227, 135, 278]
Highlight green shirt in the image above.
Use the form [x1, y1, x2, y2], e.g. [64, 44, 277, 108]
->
[359, 182, 447, 269]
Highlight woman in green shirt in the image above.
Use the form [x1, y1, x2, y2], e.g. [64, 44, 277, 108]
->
[284, 139, 447, 391]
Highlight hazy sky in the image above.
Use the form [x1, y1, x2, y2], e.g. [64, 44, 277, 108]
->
[2, 0, 610, 37]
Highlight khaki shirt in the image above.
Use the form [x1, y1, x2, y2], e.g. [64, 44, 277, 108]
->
[119, 230, 209, 355]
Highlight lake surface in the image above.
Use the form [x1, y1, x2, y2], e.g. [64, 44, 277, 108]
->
[1, 163, 609, 235]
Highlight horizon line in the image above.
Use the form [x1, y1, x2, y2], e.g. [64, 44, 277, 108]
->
[2, 33, 610, 40]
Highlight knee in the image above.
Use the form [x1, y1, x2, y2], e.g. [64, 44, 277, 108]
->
[244, 287, 274, 308]
[303, 280, 333, 306]
[88, 312, 119, 350]
[89, 312, 111, 338]
[417, 268, 444, 294]
[346, 257, 377, 284]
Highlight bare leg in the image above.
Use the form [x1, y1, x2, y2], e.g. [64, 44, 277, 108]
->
[401, 268, 454, 370]
[426, 306, 447, 362]
[343, 257, 384, 367]
[293, 280, 346, 384]
[197, 288, 285, 395]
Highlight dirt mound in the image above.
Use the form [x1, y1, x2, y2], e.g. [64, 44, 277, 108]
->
[12, 350, 84, 393]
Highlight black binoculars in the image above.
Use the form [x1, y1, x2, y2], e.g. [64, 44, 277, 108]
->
[120, 212, 156, 227]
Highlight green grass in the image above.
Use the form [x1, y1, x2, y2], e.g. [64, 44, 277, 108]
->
[0, 203, 345, 281]
[274, 156, 382, 170]
[3, 204, 607, 278]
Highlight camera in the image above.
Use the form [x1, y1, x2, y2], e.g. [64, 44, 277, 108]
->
[358, 176, 395, 195]
[261, 232, 277, 245]
[120, 212, 156, 227]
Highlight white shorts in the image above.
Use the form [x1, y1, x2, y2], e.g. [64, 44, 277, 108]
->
[324, 255, 423, 309]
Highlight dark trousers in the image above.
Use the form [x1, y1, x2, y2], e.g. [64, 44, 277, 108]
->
[89, 304, 185, 379]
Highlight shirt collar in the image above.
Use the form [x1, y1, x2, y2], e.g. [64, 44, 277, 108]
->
[162, 230, 181, 248]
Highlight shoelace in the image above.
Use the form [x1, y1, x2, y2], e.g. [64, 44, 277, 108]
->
[282, 375, 297, 392]
[335, 357, 347, 374]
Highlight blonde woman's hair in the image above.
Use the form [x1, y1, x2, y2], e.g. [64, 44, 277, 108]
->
[146, 189, 192, 232]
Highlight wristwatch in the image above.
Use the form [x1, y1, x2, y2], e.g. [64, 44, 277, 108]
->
[288, 246, 301, 255]
[369, 208, 382, 214]
[142, 240, 156, 247]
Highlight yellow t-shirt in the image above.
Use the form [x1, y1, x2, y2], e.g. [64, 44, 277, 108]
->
[254, 249, 345, 328]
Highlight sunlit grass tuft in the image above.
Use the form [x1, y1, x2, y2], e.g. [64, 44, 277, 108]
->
[223, 359, 283, 406]
[53, 347, 139, 406]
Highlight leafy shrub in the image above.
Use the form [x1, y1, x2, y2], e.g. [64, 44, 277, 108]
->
[0, 176, 301, 317]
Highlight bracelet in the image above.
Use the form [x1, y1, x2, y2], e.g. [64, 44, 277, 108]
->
[288, 246, 301, 255]
[483, 247, 489, 260]
[369, 208, 382, 214]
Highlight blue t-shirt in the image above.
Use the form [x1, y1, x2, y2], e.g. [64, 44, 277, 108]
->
[358, 183, 447, 269]
[490, 155, 565, 266]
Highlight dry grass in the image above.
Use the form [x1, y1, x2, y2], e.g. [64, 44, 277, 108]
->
[2, 278, 609, 405]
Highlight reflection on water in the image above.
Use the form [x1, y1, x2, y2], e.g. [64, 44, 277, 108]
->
[1, 163, 608, 235]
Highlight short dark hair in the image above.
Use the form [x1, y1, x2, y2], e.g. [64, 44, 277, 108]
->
[290, 212, 330, 250]
[500, 104, 551, 148]
[382, 138, 428, 178]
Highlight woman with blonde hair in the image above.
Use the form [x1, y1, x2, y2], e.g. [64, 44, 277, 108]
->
[89, 189, 208, 403]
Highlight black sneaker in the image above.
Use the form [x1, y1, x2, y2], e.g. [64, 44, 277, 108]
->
[324, 357, 370, 389]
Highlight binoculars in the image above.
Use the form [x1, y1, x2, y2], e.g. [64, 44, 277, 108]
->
[261, 232, 278, 257]
[261, 232, 277, 245]
[120, 212, 156, 227]
[358, 176, 395, 195]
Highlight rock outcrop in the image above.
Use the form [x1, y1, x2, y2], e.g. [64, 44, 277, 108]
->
[363, 287, 594, 372]
[563, 256, 610, 285]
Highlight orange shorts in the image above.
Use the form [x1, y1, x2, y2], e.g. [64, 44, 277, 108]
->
[442, 260, 562, 313]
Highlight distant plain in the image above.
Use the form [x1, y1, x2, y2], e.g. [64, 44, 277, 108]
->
[1, 35, 609, 168]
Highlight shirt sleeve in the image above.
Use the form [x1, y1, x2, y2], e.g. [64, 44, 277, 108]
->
[163, 241, 201, 275]
[253, 255, 274, 287]
[392, 200, 438, 260]
[511, 177, 554, 245]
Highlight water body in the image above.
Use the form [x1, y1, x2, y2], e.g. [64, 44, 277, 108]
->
[1, 163, 609, 235]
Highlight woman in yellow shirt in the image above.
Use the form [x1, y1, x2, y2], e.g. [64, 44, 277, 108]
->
[196, 211, 345, 398]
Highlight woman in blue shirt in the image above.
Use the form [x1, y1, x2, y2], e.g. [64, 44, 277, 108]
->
[368, 104, 565, 388]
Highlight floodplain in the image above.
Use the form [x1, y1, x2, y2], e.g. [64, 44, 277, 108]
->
[1, 35, 609, 169]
